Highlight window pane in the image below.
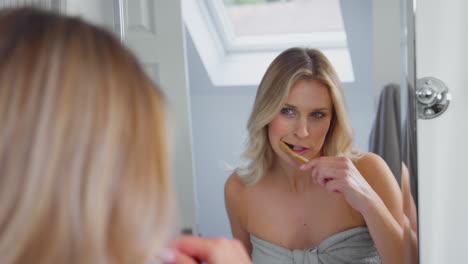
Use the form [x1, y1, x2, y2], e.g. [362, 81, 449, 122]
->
[222, 0, 344, 37]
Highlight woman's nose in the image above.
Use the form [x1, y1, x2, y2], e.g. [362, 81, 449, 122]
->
[294, 118, 309, 138]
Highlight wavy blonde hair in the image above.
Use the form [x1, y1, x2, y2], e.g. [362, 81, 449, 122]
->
[237, 48, 359, 185]
[0, 8, 174, 264]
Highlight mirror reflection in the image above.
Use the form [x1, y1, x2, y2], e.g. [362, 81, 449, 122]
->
[224, 47, 402, 263]
[187, 0, 418, 263]
[0, 0, 419, 263]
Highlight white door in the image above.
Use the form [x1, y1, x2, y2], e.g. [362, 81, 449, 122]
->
[65, 0, 197, 234]
[416, 0, 468, 263]
[119, 0, 197, 234]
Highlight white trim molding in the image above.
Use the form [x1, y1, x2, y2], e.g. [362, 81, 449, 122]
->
[0, 0, 63, 11]
[183, 0, 354, 87]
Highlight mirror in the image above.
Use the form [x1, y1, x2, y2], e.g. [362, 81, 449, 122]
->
[186, 0, 418, 262]
[0, 0, 419, 262]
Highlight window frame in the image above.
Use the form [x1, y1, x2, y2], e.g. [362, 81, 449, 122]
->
[204, 0, 348, 53]
[182, 0, 354, 86]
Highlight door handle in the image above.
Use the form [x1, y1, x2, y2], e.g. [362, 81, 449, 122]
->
[416, 77, 451, 119]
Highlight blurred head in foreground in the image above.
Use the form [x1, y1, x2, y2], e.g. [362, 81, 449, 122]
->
[0, 7, 174, 264]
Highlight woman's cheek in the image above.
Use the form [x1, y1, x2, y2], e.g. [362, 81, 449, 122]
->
[268, 116, 291, 135]
[308, 119, 332, 143]
[316, 122, 331, 137]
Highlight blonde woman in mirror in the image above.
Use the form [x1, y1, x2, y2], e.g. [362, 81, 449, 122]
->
[0, 7, 251, 264]
[225, 48, 405, 264]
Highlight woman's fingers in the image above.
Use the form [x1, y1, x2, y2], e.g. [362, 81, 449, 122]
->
[322, 178, 345, 194]
[308, 157, 361, 192]
[172, 250, 199, 264]
[175, 235, 212, 260]
[300, 159, 317, 170]
[314, 167, 346, 186]
[173, 235, 251, 264]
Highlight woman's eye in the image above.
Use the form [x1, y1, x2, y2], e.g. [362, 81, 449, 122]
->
[280, 107, 295, 115]
[311, 112, 325, 118]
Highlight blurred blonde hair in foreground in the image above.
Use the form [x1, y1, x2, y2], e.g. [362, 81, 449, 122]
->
[0, 7, 175, 264]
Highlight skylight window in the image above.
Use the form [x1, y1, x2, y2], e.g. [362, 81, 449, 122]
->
[183, 0, 354, 86]
[208, 0, 348, 52]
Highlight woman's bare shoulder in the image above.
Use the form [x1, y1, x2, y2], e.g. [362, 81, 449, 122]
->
[352, 151, 402, 192]
[353, 151, 392, 177]
[224, 170, 250, 208]
[225, 170, 248, 194]
[224, 170, 251, 226]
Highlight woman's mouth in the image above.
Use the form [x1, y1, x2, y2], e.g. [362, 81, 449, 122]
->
[284, 142, 309, 155]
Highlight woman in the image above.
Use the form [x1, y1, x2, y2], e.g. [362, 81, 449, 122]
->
[225, 48, 405, 263]
[0, 7, 251, 264]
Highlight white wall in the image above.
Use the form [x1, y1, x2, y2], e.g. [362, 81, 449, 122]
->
[416, 0, 468, 263]
[340, 0, 374, 151]
[186, 31, 256, 237]
[372, 0, 401, 106]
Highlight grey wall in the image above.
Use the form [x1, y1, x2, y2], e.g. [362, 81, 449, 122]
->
[340, 0, 374, 151]
[186, 0, 376, 238]
[373, 0, 401, 105]
[186, 31, 256, 237]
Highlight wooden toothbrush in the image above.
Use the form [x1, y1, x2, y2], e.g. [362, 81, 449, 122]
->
[279, 141, 309, 164]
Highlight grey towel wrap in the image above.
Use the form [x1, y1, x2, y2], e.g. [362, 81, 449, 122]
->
[251, 226, 381, 264]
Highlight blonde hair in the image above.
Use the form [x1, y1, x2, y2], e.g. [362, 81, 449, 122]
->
[0, 8, 174, 264]
[238, 48, 359, 185]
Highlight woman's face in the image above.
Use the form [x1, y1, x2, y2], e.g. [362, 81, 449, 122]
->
[268, 79, 333, 167]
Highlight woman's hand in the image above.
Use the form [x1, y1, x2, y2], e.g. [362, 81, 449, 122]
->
[300, 156, 379, 213]
[159, 235, 252, 264]
[301, 154, 406, 264]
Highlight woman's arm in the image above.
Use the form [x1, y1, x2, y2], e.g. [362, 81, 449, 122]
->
[401, 162, 419, 263]
[401, 162, 418, 234]
[224, 172, 252, 255]
[356, 153, 405, 264]
[300, 153, 405, 263]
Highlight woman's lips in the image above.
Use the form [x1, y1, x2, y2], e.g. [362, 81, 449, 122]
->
[293, 148, 308, 155]
[284, 142, 309, 155]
